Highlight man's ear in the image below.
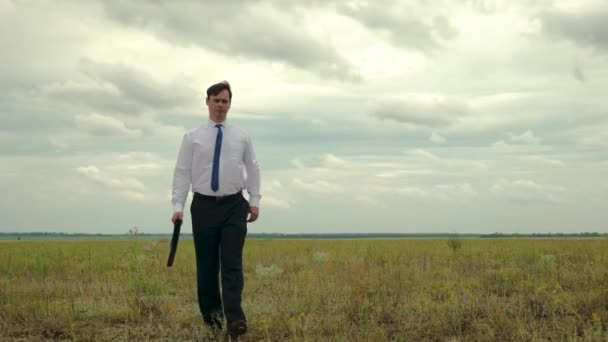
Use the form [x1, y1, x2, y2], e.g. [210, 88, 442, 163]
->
[205, 97, 209, 105]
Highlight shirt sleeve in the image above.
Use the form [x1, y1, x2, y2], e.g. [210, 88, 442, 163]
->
[171, 133, 193, 212]
[243, 135, 261, 208]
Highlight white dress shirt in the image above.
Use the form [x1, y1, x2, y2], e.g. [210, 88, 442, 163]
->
[171, 119, 261, 212]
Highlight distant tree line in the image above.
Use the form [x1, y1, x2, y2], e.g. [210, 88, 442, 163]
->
[1, 231, 606, 240]
[480, 232, 605, 238]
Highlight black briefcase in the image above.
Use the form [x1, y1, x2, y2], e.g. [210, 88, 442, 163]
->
[167, 219, 182, 267]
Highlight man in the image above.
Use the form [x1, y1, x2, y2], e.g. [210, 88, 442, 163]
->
[171, 81, 261, 339]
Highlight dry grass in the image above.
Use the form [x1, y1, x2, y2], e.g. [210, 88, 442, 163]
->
[1, 237, 607, 341]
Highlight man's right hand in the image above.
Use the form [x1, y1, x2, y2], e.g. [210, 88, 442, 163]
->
[172, 211, 183, 223]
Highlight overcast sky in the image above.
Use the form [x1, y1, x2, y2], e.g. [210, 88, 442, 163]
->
[1, 0, 607, 234]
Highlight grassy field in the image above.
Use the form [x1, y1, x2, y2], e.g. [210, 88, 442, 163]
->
[0, 237, 607, 341]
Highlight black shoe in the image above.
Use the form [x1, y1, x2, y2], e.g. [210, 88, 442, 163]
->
[203, 314, 223, 331]
[227, 320, 247, 340]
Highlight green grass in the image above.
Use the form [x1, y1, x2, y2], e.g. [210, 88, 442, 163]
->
[1, 238, 607, 341]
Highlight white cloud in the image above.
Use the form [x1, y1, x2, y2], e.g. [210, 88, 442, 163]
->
[470, 92, 540, 108]
[581, 133, 608, 148]
[430, 132, 446, 144]
[261, 179, 292, 209]
[106, 152, 174, 175]
[391, 183, 478, 201]
[76, 165, 145, 192]
[290, 159, 305, 169]
[231, 111, 275, 121]
[394, 186, 433, 199]
[435, 183, 479, 198]
[521, 155, 565, 167]
[263, 196, 292, 209]
[491, 140, 511, 151]
[292, 178, 345, 195]
[375, 169, 434, 178]
[369, 95, 471, 127]
[408, 149, 441, 161]
[74, 164, 165, 203]
[491, 178, 566, 203]
[406, 148, 488, 170]
[492, 131, 542, 151]
[41, 79, 120, 101]
[507, 130, 541, 145]
[74, 113, 142, 137]
[321, 153, 350, 168]
[279, 153, 484, 205]
[48, 136, 71, 149]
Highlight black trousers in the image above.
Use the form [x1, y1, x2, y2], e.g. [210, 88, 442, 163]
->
[190, 192, 249, 325]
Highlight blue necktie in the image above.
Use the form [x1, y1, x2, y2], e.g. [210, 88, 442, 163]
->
[211, 124, 223, 192]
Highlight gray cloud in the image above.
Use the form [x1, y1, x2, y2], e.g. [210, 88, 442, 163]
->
[507, 130, 541, 145]
[432, 15, 458, 40]
[101, 1, 359, 81]
[457, 0, 557, 15]
[0, 1, 93, 88]
[79, 58, 196, 112]
[336, 2, 456, 51]
[40, 79, 135, 114]
[466, 0, 503, 14]
[40, 58, 197, 115]
[541, 5, 608, 53]
[572, 65, 585, 82]
[369, 97, 471, 127]
[430, 132, 446, 144]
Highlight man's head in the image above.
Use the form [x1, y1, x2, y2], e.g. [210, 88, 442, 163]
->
[206, 81, 232, 123]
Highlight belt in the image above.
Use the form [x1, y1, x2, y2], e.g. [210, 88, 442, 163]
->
[194, 191, 242, 202]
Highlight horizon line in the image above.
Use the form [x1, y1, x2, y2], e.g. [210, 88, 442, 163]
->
[1, 231, 606, 236]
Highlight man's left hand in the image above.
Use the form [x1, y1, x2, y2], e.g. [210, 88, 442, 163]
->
[247, 206, 259, 222]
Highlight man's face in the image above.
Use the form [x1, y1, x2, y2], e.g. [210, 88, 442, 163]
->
[206, 89, 231, 123]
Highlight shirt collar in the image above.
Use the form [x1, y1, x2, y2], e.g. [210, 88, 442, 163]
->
[206, 119, 227, 128]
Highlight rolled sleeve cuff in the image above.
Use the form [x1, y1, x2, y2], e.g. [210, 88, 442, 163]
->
[173, 203, 184, 212]
[248, 195, 261, 208]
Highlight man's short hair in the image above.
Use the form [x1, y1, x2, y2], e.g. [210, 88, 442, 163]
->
[206, 81, 232, 100]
